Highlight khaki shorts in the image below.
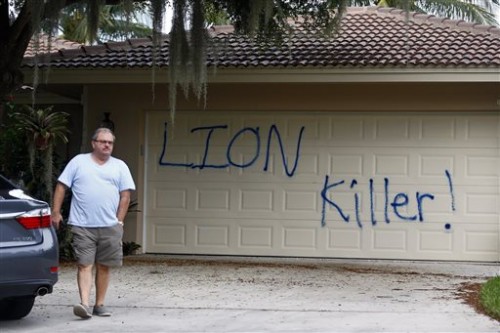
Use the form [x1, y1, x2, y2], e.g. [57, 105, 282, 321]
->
[71, 225, 124, 267]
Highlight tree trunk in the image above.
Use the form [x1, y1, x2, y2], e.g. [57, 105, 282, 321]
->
[0, 0, 33, 106]
[0, 0, 86, 106]
[0, 0, 127, 121]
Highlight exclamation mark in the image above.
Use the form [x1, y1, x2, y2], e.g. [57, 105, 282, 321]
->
[445, 170, 455, 231]
[445, 170, 456, 211]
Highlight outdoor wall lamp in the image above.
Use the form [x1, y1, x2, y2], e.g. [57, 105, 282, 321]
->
[100, 112, 115, 132]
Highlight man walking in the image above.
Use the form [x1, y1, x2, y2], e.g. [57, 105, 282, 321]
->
[51, 127, 136, 319]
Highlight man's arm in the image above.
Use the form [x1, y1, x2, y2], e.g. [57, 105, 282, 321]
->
[116, 190, 131, 225]
[51, 182, 67, 229]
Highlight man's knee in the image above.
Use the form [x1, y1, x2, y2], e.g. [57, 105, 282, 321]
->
[96, 263, 111, 271]
[77, 264, 93, 272]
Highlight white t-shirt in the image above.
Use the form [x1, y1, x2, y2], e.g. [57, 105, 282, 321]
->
[58, 153, 136, 227]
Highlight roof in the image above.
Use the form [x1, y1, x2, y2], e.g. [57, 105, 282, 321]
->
[22, 6, 500, 70]
[24, 34, 83, 58]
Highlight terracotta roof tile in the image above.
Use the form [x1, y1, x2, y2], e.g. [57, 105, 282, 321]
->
[24, 35, 83, 58]
[22, 6, 500, 69]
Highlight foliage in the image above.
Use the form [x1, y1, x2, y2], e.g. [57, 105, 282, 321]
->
[9, 105, 70, 201]
[123, 241, 142, 256]
[166, 0, 347, 120]
[59, 2, 152, 44]
[374, 0, 500, 24]
[0, 105, 29, 185]
[0, 103, 73, 261]
[1, 0, 499, 120]
[11, 105, 69, 151]
[205, 2, 231, 26]
[480, 276, 500, 321]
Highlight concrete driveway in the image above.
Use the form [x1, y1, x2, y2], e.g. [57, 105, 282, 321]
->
[1, 255, 499, 332]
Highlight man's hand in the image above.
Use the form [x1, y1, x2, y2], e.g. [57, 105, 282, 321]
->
[51, 211, 63, 229]
[51, 182, 67, 229]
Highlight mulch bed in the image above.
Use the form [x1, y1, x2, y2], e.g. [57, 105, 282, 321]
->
[454, 282, 497, 322]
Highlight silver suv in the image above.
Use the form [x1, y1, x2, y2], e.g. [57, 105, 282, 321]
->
[0, 175, 58, 320]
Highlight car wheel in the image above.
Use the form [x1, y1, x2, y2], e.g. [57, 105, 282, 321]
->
[0, 296, 36, 320]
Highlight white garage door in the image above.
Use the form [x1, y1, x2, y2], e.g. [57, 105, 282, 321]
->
[144, 111, 500, 261]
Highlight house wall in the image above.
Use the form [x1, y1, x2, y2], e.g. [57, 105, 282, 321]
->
[82, 81, 500, 246]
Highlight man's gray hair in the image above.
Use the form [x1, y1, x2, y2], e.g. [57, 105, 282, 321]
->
[92, 127, 115, 141]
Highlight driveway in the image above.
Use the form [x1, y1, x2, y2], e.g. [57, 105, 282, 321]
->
[1, 255, 499, 332]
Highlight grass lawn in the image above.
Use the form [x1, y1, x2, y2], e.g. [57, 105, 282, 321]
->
[480, 276, 500, 321]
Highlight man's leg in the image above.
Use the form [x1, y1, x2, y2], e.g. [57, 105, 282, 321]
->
[73, 264, 94, 318]
[77, 264, 94, 306]
[93, 224, 122, 316]
[95, 263, 110, 306]
[71, 226, 97, 318]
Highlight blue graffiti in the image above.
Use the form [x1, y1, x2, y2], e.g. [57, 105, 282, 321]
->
[158, 121, 456, 231]
[445, 170, 456, 211]
[264, 125, 305, 177]
[227, 127, 260, 168]
[159, 122, 305, 177]
[320, 173, 453, 228]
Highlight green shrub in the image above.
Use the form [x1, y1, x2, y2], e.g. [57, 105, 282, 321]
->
[123, 241, 141, 256]
[0, 107, 29, 184]
[1, 104, 72, 261]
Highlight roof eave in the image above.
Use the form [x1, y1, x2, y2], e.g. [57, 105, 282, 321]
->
[21, 67, 500, 85]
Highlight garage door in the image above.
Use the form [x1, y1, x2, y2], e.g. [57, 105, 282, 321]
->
[144, 111, 499, 261]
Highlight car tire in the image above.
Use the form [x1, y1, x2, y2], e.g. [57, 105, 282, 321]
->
[0, 296, 36, 320]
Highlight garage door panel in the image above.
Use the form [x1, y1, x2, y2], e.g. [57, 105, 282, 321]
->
[417, 229, 453, 253]
[239, 225, 274, 249]
[195, 224, 230, 248]
[372, 228, 409, 252]
[459, 186, 499, 219]
[331, 118, 365, 140]
[282, 227, 318, 250]
[463, 227, 499, 256]
[466, 117, 499, 139]
[148, 146, 191, 177]
[148, 218, 188, 248]
[238, 153, 277, 176]
[466, 155, 499, 178]
[149, 186, 188, 211]
[196, 188, 231, 211]
[285, 118, 324, 141]
[239, 189, 274, 211]
[374, 117, 412, 140]
[420, 117, 456, 139]
[283, 189, 318, 212]
[465, 193, 499, 215]
[145, 111, 499, 261]
[149, 181, 328, 220]
[419, 155, 455, 176]
[327, 227, 363, 251]
[329, 153, 365, 176]
[374, 153, 411, 176]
